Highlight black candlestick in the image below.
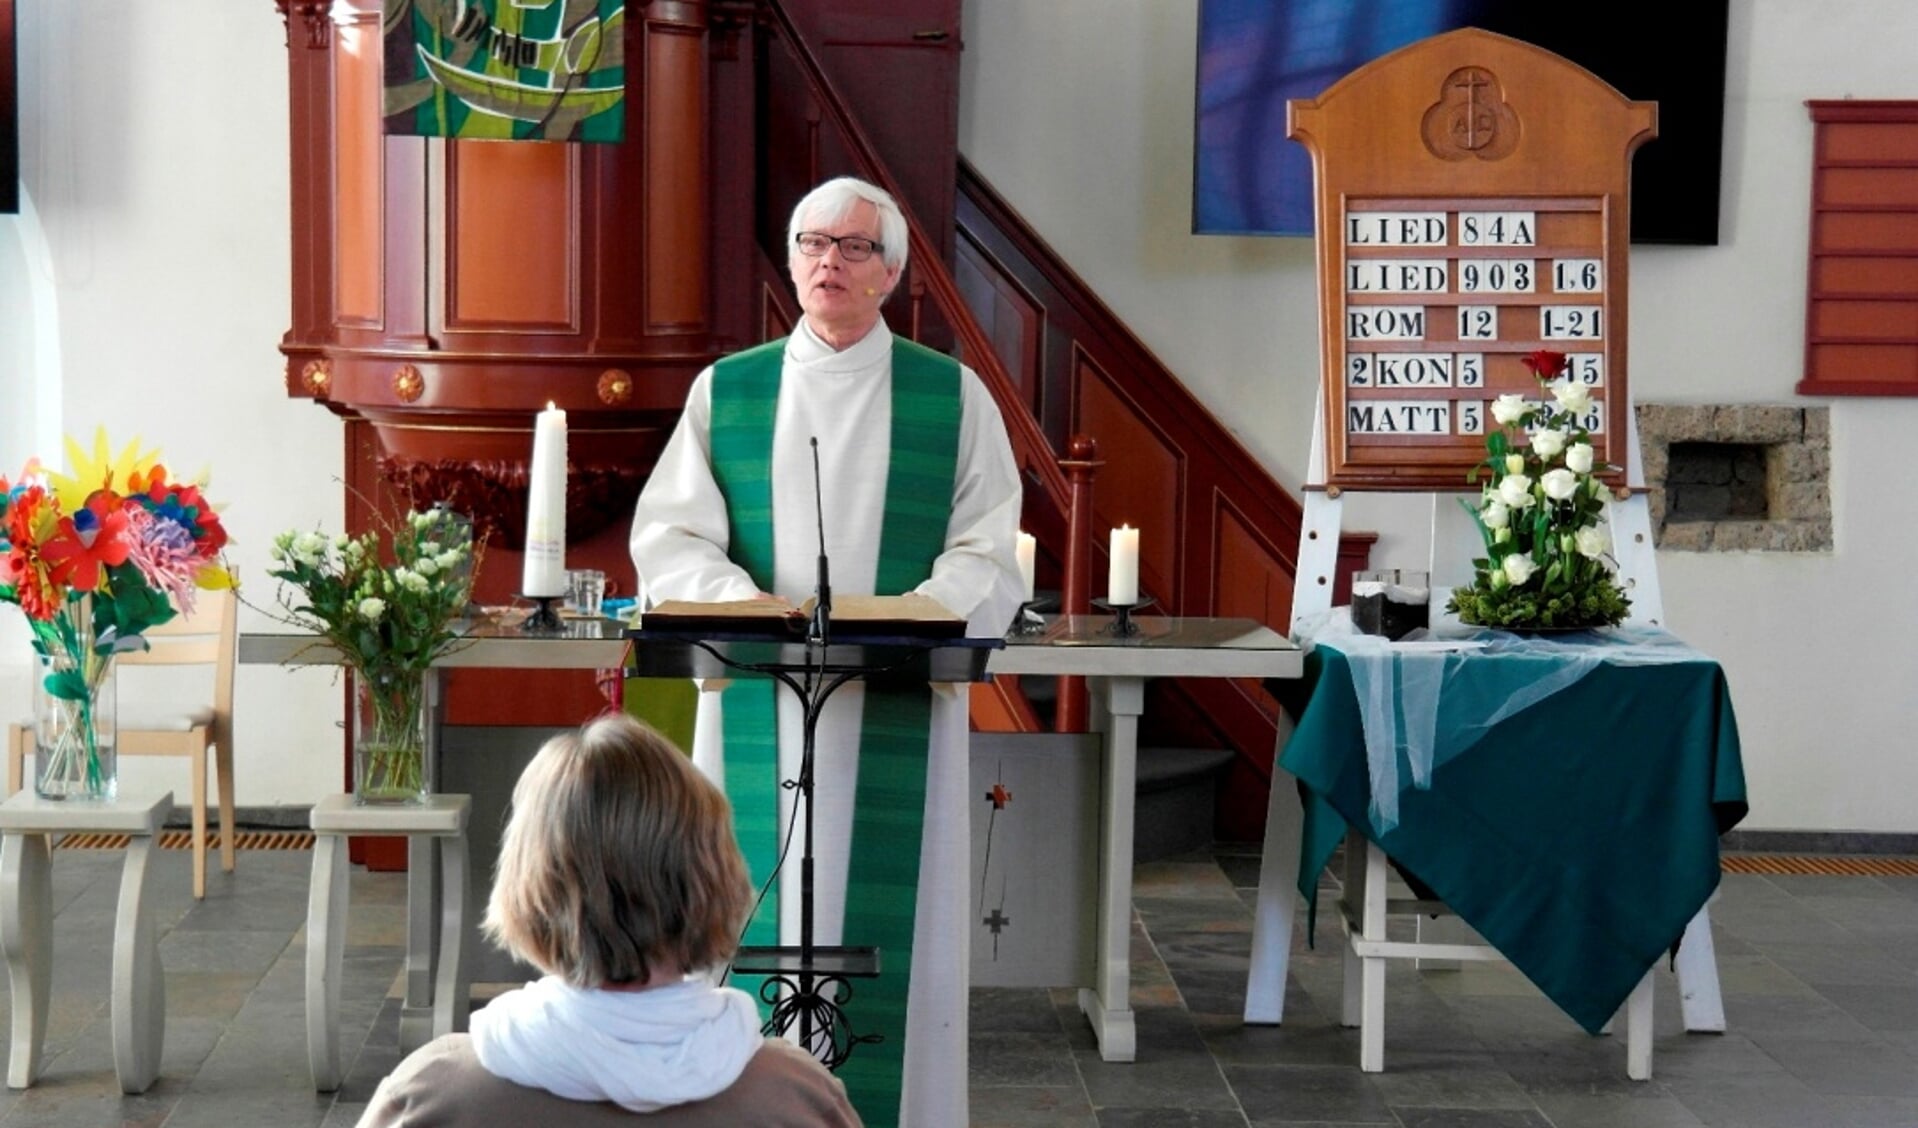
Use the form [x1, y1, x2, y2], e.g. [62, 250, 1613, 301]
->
[1010, 597, 1053, 636]
[518, 594, 565, 633]
[1091, 595, 1157, 637]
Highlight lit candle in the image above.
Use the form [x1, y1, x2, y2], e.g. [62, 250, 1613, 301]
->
[522, 403, 568, 598]
[1109, 524, 1140, 605]
[1015, 531, 1037, 601]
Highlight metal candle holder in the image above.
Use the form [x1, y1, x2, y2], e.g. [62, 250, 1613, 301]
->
[517, 594, 565, 633]
[1091, 595, 1156, 637]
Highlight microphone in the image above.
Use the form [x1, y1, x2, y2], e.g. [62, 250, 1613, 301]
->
[809, 437, 832, 645]
[864, 287, 877, 296]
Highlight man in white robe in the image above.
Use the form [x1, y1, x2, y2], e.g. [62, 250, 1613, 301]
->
[629, 176, 1024, 1128]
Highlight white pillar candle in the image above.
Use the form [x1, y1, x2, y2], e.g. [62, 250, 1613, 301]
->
[1108, 524, 1140, 605]
[521, 403, 568, 597]
[1015, 531, 1037, 601]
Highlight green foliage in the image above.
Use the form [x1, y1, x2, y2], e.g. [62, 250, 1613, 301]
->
[266, 509, 478, 681]
[1445, 573, 1632, 630]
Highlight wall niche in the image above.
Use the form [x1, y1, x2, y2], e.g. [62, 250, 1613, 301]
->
[1636, 404, 1832, 552]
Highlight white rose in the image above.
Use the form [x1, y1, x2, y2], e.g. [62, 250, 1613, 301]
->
[1531, 429, 1567, 459]
[1541, 468, 1580, 501]
[1565, 443, 1595, 475]
[1576, 526, 1610, 558]
[1481, 499, 1511, 529]
[399, 570, 429, 594]
[1501, 554, 1538, 586]
[1505, 454, 1526, 476]
[358, 597, 387, 621]
[1553, 379, 1592, 415]
[1491, 394, 1529, 426]
[416, 557, 439, 577]
[436, 551, 463, 571]
[1497, 474, 1534, 508]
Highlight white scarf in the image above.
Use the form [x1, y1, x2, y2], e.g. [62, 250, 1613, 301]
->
[470, 975, 764, 1112]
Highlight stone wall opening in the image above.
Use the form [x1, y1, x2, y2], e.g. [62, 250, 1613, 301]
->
[1635, 405, 1832, 552]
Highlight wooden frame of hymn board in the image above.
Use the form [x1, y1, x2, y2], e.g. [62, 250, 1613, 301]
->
[1290, 28, 1658, 495]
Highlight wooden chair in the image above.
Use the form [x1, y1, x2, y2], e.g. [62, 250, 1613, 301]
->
[7, 589, 238, 899]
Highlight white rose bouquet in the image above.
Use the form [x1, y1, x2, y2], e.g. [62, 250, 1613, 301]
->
[1446, 350, 1631, 630]
[266, 507, 478, 801]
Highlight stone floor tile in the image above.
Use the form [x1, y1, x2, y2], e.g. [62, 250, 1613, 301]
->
[1224, 1062, 1395, 1124]
[968, 1084, 1098, 1127]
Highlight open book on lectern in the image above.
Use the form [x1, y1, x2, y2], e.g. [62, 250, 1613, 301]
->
[640, 593, 967, 639]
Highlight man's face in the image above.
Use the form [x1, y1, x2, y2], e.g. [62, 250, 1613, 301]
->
[789, 200, 900, 347]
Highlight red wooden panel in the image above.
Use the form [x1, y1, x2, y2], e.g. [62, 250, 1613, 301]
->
[1808, 343, 1918, 382]
[1819, 167, 1918, 207]
[1215, 503, 1293, 632]
[1812, 299, 1918, 339]
[1814, 256, 1918, 294]
[954, 234, 1042, 416]
[1817, 212, 1918, 254]
[643, 21, 709, 333]
[448, 142, 576, 328]
[1075, 352, 1181, 602]
[332, 19, 381, 324]
[1820, 120, 1918, 160]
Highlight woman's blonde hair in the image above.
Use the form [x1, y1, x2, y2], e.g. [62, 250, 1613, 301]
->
[483, 714, 751, 988]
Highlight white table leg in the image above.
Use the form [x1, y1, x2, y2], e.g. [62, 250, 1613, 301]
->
[1358, 841, 1388, 1072]
[306, 833, 348, 1092]
[111, 835, 164, 1094]
[399, 833, 439, 1053]
[1079, 675, 1141, 1062]
[1676, 903, 1725, 1032]
[1626, 969, 1655, 1080]
[434, 832, 469, 1037]
[1, 833, 51, 1089]
[1244, 718, 1302, 1025]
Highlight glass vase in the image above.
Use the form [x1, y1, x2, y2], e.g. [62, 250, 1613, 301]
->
[352, 667, 431, 806]
[32, 652, 118, 802]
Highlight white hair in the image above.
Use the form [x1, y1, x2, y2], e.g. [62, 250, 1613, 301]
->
[786, 176, 909, 274]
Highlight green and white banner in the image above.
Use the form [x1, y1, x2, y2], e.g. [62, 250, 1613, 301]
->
[384, 0, 625, 143]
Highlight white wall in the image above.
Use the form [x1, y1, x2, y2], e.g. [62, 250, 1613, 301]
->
[1, 4, 343, 805]
[959, 0, 1918, 833]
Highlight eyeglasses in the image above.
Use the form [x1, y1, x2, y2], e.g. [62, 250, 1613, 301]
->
[795, 231, 883, 263]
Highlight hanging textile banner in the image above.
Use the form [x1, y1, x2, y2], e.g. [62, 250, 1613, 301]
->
[384, 0, 626, 143]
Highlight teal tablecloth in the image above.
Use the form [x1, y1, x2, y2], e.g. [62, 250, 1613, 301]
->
[1281, 635, 1747, 1033]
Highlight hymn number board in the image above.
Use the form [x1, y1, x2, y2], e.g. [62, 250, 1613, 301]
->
[1337, 198, 1620, 487]
[1289, 29, 1655, 493]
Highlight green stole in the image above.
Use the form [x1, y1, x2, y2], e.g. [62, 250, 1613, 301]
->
[708, 335, 961, 1126]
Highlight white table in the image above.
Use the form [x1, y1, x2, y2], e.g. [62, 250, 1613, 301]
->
[991, 615, 1301, 1061]
[0, 789, 173, 1093]
[242, 613, 1303, 1064]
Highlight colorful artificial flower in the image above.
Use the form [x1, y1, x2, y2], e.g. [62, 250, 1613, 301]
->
[41, 490, 134, 593]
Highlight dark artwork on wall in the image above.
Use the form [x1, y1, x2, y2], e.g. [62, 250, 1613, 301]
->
[1, 0, 17, 215]
[1193, 0, 1730, 245]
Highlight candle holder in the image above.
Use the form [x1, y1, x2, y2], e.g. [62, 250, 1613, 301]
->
[1010, 597, 1053, 636]
[1091, 595, 1156, 637]
[517, 594, 565, 634]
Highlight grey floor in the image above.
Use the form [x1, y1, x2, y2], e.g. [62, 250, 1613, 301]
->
[4, 842, 1918, 1127]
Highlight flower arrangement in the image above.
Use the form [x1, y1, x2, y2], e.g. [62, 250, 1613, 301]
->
[266, 507, 476, 803]
[0, 431, 232, 799]
[1445, 350, 1632, 630]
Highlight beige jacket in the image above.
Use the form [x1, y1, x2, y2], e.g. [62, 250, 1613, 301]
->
[356, 1033, 862, 1128]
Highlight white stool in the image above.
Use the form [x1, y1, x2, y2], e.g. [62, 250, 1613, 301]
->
[306, 793, 471, 1092]
[0, 789, 173, 1094]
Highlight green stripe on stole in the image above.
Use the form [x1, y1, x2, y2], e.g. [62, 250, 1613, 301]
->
[708, 336, 960, 1127]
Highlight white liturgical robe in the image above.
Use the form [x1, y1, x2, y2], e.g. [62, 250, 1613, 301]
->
[629, 320, 1024, 1127]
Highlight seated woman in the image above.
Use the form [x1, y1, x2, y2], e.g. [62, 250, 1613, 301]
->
[358, 714, 860, 1127]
